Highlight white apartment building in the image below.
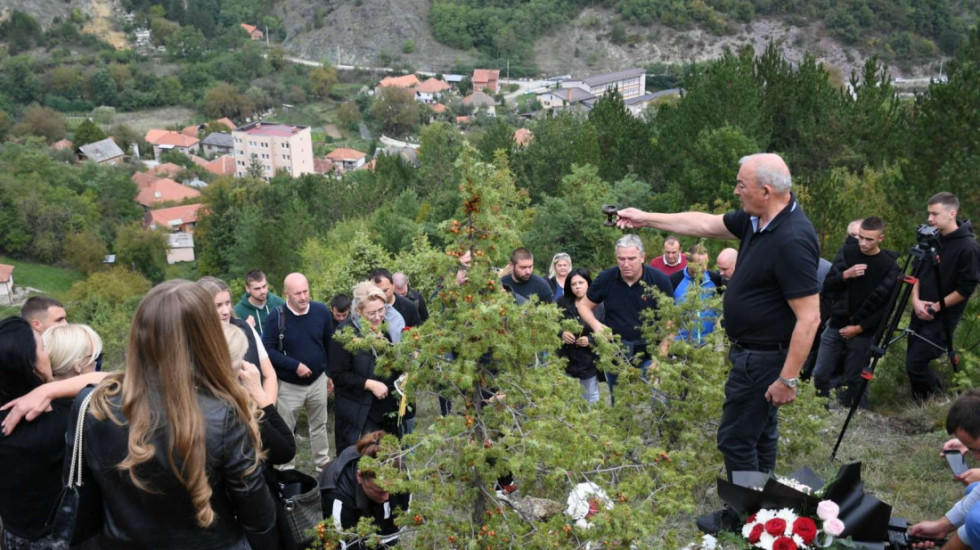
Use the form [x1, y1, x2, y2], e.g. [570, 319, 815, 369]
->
[232, 122, 314, 179]
[561, 68, 647, 101]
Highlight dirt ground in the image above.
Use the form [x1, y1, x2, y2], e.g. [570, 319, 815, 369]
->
[113, 106, 199, 135]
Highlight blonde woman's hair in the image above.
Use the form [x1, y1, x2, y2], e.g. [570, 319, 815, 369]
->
[221, 323, 248, 372]
[351, 281, 387, 314]
[548, 252, 571, 279]
[42, 324, 103, 379]
[89, 280, 263, 528]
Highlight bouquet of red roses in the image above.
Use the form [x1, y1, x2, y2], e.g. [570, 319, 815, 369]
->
[740, 501, 847, 549]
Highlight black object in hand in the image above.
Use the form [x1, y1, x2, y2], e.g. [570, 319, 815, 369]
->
[602, 204, 618, 227]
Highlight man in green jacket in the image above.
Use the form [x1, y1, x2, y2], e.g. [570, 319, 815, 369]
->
[233, 269, 286, 336]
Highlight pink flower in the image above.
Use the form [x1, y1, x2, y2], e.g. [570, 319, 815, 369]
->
[817, 500, 840, 521]
[823, 517, 845, 536]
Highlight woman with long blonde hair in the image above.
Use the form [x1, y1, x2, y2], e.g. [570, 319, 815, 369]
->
[74, 280, 276, 549]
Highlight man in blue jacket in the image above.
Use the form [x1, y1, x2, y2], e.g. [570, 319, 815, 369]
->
[263, 272, 334, 470]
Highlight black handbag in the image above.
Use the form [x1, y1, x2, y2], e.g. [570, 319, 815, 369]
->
[273, 468, 321, 550]
[48, 391, 103, 545]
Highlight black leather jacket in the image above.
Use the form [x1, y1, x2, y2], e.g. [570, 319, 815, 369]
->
[68, 387, 277, 549]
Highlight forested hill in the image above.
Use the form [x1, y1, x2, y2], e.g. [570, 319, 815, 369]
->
[273, 0, 972, 77]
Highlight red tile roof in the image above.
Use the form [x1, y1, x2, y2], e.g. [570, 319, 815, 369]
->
[212, 117, 236, 131]
[473, 69, 500, 83]
[136, 177, 201, 207]
[0, 263, 13, 283]
[379, 74, 421, 89]
[52, 139, 73, 150]
[431, 103, 447, 113]
[416, 78, 450, 94]
[326, 147, 366, 161]
[188, 154, 209, 167]
[147, 203, 203, 229]
[204, 155, 236, 176]
[514, 128, 533, 146]
[131, 171, 159, 187]
[181, 125, 200, 138]
[145, 130, 199, 148]
[236, 123, 304, 137]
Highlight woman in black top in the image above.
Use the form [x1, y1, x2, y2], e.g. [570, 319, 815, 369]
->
[0, 317, 109, 549]
[556, 269, 604, 404]
[330, 283, 400, 452]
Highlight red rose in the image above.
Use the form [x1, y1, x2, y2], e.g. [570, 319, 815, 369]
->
[764, 518, 787, 536]
[747, 523, 764, 543]
[747, 513, 757, 523]
[792, 516, 818, 545]
[772, 536, 798, 550]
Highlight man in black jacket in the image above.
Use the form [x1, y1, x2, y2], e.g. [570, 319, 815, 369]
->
[812, 216, 899, 407]
[907, 192, 980, 401]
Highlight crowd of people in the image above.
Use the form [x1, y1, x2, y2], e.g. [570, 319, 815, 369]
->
[0, 152, 978, 548]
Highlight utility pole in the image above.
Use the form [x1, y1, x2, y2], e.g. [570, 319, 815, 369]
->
[506, 58, 510, 81]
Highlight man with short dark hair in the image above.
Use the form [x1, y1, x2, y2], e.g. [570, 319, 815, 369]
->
[670, 245, 718, 344]
[263, 272, 334, 470]
[577, 234, 673, 401]
[499, 248, 554, 303]
[392, 272, 429, 323]
[649, 236, 687, 276]
[908, 389, 980, 548]
[21, 296, 67, 336]
[235, 270, 286, 336]
[615, 153, 821, 533]
[812, 216, 899, 407]
[330, 294, 352, 325]
[369, 268, 422, 329]
[906, 192, 980, 401]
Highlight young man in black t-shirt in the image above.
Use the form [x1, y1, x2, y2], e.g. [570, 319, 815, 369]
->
[812, 216, 898, 408]
[499, 247, 554, 303]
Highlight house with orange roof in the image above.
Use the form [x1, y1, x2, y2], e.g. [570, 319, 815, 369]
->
[231, 121, 314, 179]
[514, 128, 533, 147]
[241, 23, 263, 40]
[473, 69, 500, 93]
[431, 103, 447, 114]
[415, 78, 450, 103]
[204, 155, 236, 177]
[379, 74, 421, 89]
[52, 139, 73, 151]
[326, 147, 367, 171]
[180, 124, 200, 138]
[135, 177, 201, 209]
[145, 203, 204, 233]
[144, 130, 200, 162]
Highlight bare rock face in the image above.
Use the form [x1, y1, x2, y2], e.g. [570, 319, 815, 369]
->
[277, 0, 474, 71]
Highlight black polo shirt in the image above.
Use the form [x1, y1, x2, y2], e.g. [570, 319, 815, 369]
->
[722, 197, 820, 344]
[587, 264, 673, 342]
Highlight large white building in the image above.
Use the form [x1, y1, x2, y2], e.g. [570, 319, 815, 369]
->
[561, 68, 646, 101]
[232, 122, 314, 179]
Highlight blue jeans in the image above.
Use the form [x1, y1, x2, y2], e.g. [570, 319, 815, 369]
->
[962, 482, 980, 547]
[579, 375, 599, 403]
[717, 346, 787, 480]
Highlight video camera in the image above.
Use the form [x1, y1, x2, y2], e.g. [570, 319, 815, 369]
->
[887, 517, 948, 549]
[915, 224, 942, 249]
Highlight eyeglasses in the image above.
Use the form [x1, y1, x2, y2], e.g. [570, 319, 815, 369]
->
[362, 306, 387, 319]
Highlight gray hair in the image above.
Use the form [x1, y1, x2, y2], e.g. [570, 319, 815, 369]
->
[392, 272, 409, 289]
[548, 252, 571, 279]
[739, 154, 792, 193]
[615, 234, 645, 255]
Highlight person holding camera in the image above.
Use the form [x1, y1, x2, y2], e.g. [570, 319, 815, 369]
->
[909, 390, 980, 549]
[906, 192, 980, 402]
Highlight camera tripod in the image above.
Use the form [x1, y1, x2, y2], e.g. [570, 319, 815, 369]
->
[831, 239, 958, 460]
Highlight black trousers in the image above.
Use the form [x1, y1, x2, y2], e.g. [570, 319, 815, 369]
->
[717, 346, 787, 480]
[905, 316, 954, 400]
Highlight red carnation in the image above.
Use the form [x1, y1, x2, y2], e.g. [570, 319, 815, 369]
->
[772, 536, 798, 550]
[765, 518, 787, 536]
[747, 523, 764, 543]
[792, 516, 818, 545]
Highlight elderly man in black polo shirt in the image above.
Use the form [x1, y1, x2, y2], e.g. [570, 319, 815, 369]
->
[577, 234, 674, 404]
[616, 153, 821, 533]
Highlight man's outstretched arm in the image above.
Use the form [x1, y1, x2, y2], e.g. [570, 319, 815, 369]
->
[616, 208, 736, 240]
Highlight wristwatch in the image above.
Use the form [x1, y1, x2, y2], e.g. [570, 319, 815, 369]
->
[778, 376, 799, 389]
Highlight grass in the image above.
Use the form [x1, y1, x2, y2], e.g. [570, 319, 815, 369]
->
[0, 255, 83, 317]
